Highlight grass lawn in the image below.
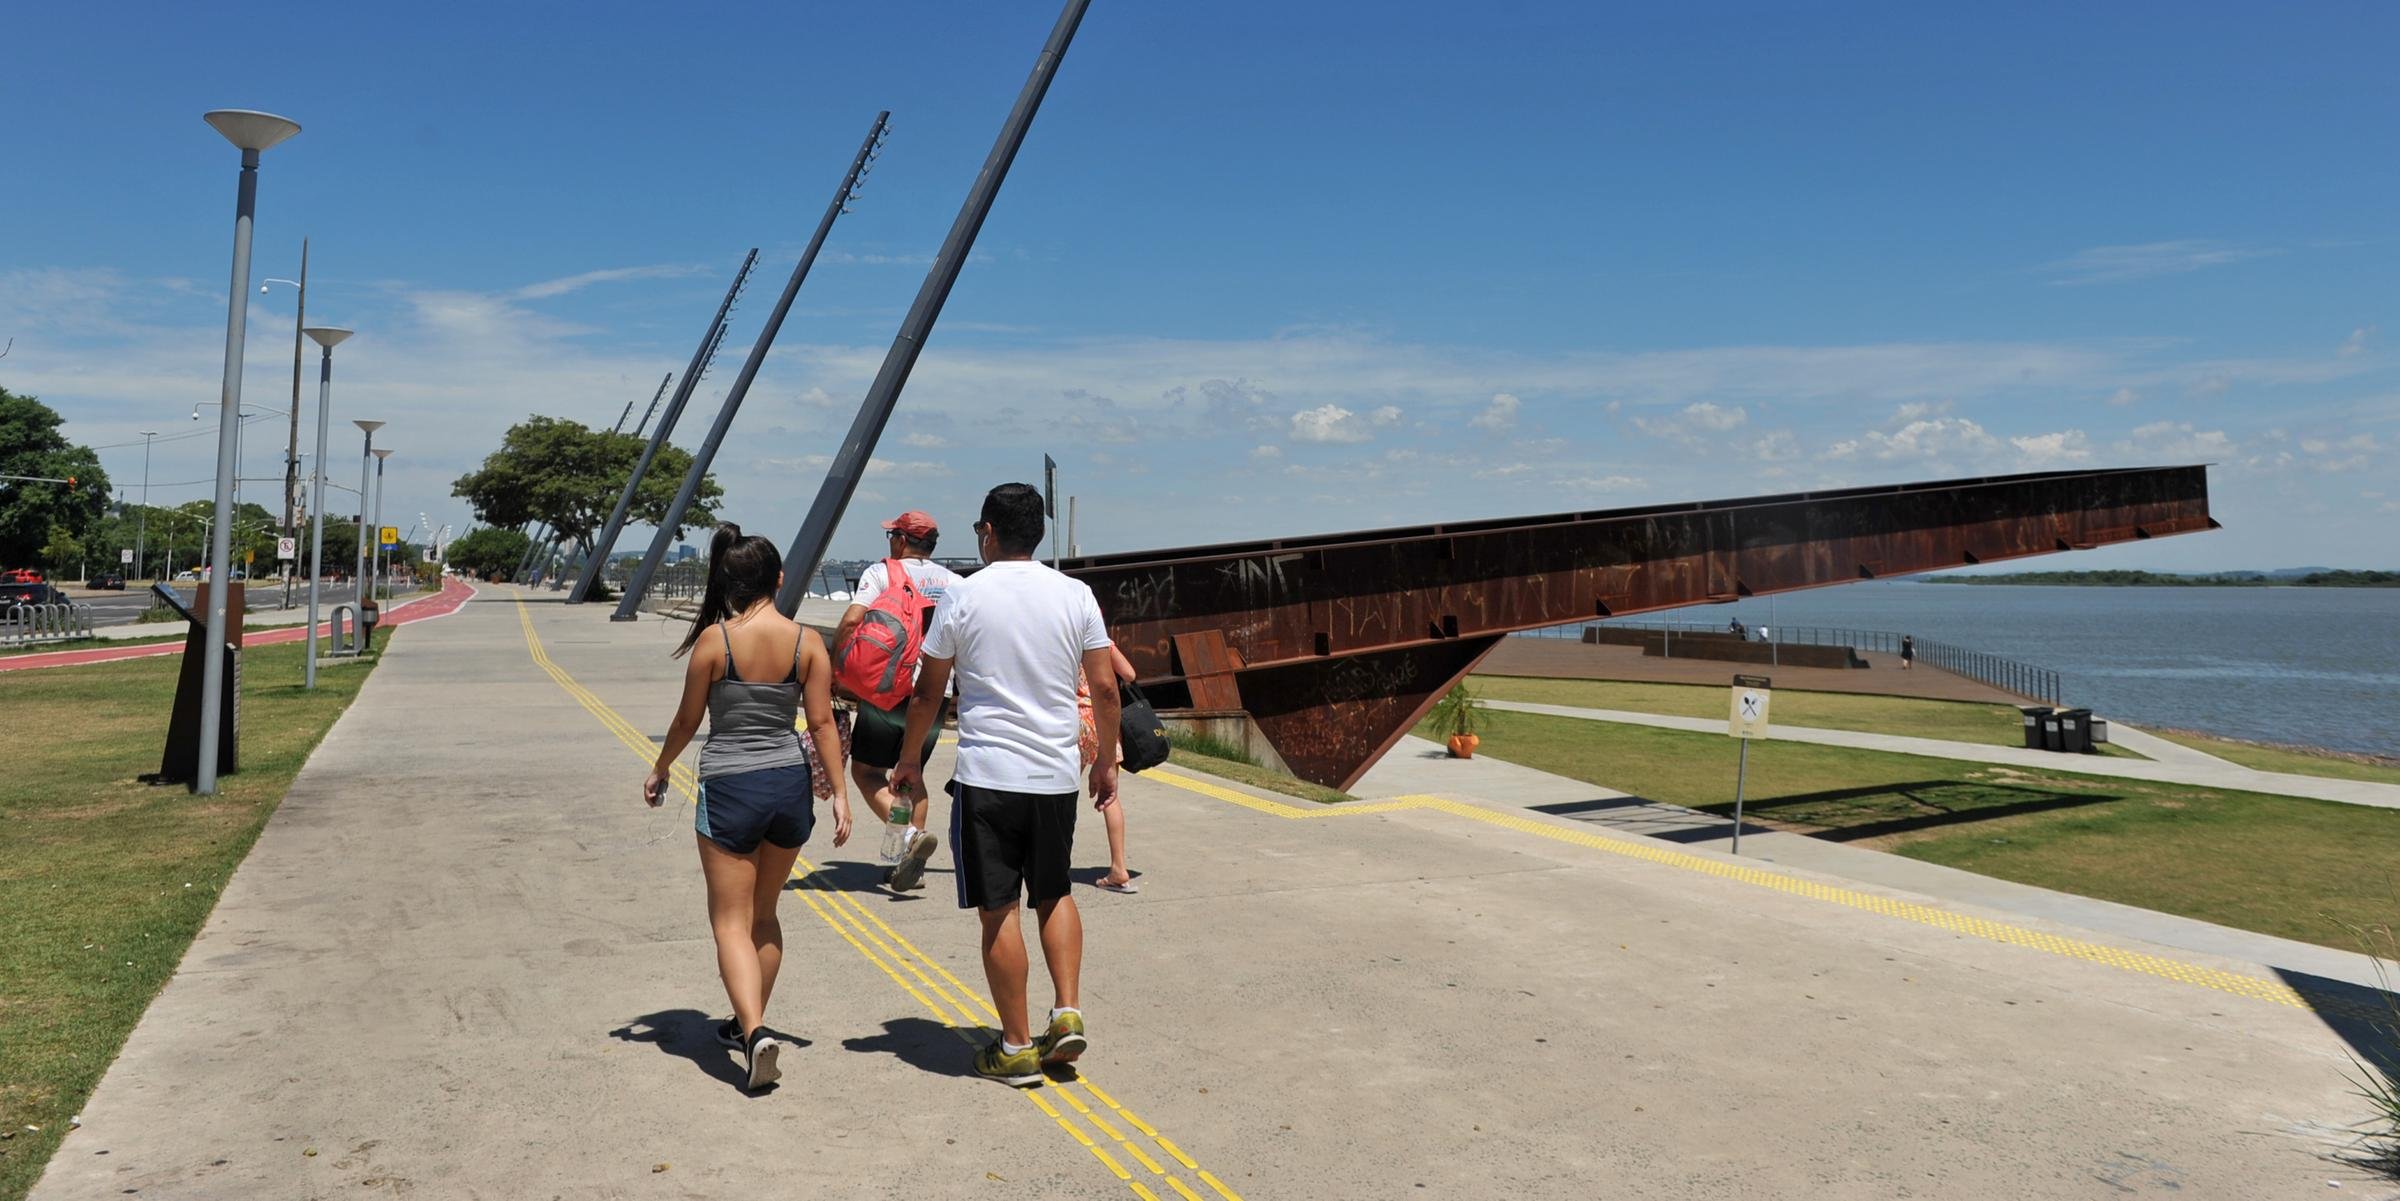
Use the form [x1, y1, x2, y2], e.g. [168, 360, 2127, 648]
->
[2153, 728, 2400, 787]
[1466, 675, 2153, 759]
[1443, 707, 2400, 951]
[1163, 730, 1354, 805]
[0, 630, 388, 1201]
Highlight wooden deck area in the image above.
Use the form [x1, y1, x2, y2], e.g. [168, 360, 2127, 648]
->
[1478, 637, 2025, 704]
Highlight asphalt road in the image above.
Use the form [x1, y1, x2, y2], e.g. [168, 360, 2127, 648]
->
[64, 581, 366, 628]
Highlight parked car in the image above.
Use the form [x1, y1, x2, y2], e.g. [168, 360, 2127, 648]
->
[92, 573, 126, 590]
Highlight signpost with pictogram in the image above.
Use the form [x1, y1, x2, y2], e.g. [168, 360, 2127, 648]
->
[1727, 674, 1772, 853]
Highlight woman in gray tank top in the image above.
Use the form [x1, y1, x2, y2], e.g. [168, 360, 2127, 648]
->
[643, 524, 852, 1092]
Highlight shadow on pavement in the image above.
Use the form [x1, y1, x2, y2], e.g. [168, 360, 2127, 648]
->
[2277, 966, 2400, 1074]
[843, 1016, 988, 1080]
[797, 857, 952, 901]
[610, 1007, 810, 1094]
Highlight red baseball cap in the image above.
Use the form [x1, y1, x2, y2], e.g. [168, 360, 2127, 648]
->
[881, 510, 938, 539]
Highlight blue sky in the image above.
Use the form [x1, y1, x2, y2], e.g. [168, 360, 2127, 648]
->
[4, 1, 2394, 570]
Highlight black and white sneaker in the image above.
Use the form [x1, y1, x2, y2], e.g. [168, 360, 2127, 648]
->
[888, 830, 939, 891]
[744, 1029, 782, 1092]
[715, 1018, 743, 1050]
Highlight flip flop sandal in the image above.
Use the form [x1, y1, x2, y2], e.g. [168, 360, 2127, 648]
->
[1097, 877, 1140, 894]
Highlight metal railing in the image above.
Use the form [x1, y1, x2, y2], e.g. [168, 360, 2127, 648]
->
[646, 560, 851, 606]
[2, 602, 96, 647]
[1511, 618, 2061, 705]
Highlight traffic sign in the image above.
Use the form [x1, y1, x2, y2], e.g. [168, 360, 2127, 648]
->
[276, 536, 297, 560]
[244, 548, 255, 565]
[379, 526, 399, 547]
[120, 548, 135, 565]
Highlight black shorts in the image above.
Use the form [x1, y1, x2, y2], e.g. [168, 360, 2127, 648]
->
[948, 781, 1077, 911]
[694, 765, 815, 855]
[852, 697, 945, 770]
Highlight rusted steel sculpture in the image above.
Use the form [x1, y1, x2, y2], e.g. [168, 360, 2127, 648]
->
[1065, 465, 2215, 789]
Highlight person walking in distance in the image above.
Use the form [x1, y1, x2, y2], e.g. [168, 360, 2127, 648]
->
[835, 511, 959, 891]
[892, 484, 1119, 1086]
[1900, 634, 1916, 671]
[1082, 645, 1140, 893]
[644, 524, 853, 1093]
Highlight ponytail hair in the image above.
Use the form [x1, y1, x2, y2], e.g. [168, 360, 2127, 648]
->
[675, 522, 783, 657]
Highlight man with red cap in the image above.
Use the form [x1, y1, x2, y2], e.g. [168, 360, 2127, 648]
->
[836, 510, 960, 889]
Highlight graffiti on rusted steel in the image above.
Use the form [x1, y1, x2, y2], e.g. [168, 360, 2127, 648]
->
[1065, 465, 2215, 790]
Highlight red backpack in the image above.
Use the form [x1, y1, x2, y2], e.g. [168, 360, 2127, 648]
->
[835, 558, 931, 709]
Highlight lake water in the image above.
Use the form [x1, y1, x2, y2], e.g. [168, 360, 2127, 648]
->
[1618, 583, 2400, 756]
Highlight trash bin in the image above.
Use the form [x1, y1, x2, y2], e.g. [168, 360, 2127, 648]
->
[2039, 712, 2064, 752]
[2055, 708, 2094, 754]
[2018, 706, 2053, 750]
[359, 599, 381, 643]
[2089, 718, 2110, 747]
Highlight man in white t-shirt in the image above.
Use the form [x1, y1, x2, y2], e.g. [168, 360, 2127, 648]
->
[893, 483, 1119, 1087]
[835, 510, 960, 890]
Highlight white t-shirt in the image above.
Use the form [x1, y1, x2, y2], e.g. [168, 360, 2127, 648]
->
[921, 559, 1112, 793]
[853, 558, 958, 609]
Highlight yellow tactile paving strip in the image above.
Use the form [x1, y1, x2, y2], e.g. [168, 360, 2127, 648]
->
[513, 595, 1240, 1201]
[1139, 766, 2391, 1027]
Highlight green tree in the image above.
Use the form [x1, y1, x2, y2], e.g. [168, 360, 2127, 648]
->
[450, 416, 720, 562]
[39, 523, 83, 577]
[443, 525, 532, 579]
[1, 387, 110, 567]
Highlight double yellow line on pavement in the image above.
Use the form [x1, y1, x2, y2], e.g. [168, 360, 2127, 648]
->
[513, 594, 1241, 1201]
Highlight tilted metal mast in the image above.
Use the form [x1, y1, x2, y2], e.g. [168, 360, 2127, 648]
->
[512, 371, 672, 582]
[773, 0, 1092, 614]
[569, 251, 757, 603]
[614, 113, 893, 620]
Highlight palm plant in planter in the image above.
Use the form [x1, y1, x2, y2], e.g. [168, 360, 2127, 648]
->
[1430, 683, 1483, 759]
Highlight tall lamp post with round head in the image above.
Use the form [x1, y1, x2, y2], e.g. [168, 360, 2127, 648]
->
[194, 108, 300, 797]
[370, 448, 394, 602]
[352, 419, 383, 617]
[301, 326, 352, 687]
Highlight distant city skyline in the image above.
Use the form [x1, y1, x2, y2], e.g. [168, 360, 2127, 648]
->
[3, 1, 2393, 571]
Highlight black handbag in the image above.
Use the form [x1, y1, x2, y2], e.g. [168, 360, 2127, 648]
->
[1116, 680, 1172, 773]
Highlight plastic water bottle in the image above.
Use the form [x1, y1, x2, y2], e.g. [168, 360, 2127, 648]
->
[879, 795, 913, 864]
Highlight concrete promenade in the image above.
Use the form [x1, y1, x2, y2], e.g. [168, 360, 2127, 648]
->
[1482, 698, 2400, 811]
[32, 588, 2394, 1199]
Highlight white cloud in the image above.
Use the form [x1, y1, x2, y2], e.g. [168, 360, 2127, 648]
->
[2106, 388, 2140, 407]
[901, 432, 951, 449]
[2298, 432, 2382, 473]
[1470, 392, 1519, 432]
[2113, 421, 2237, 461]
[1634, 401, 1747, 443]
[1750, 430, 1803, 462]
[1894, 400, 1951, 422]
[2009, 430, 2092, 464]
[1289, 404, 1374, 444]
[1825, 418, 2000, 463]
[2340, 326, 2375, 358]
[1249, 444, 1282, 462]
[512, 263, 708, 300]
[2041, 240, 2273, 286]
[1371, 404, 1404, 426]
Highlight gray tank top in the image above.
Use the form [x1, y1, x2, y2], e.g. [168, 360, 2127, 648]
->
[697, 622, 809, 780]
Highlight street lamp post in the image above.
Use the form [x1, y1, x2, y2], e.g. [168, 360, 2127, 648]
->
[352, 420, 382, 615]
[194, 107, 300, 797]
[302, 326, 352, 688]
[136, 430, 156, 580]
[370, 448, 393, 602]
[263, 243, 308, 608]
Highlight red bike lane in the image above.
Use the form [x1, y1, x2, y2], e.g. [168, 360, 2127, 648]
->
[0, 579, 478, 674]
